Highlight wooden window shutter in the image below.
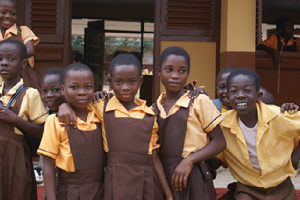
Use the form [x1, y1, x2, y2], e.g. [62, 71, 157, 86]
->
[24, 0, 64, 43]
[160, 0, 218, 40]
[256, 0, 262, 45]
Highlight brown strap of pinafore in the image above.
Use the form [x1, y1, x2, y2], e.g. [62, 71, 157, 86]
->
[103, 99, 155, 157]
[58, 123, 105, 184]
[0, 87, 28, 142]
[156, 100, 193, 166]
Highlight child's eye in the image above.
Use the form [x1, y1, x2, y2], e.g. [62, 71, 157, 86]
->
[9, 57, 14, 61]
[1, 11, 6, 15]
[229, 90, 237, 94]
[245, 89, 252, 93]
[115, 81, 122, 84]
[179, 69, 186, 73]
[70, 86, 78, 89]
[53, 88, 60, 93]
[41, 89, 47, 94]
[165, 68, 172, 72]
[85, 85, 92, 89]
[11, 12, 16, 16]
[129, 80, 136, 84]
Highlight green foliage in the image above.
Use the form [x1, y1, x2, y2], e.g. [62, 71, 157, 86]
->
[105, 37, 153, 55]
[71, 36, 84, 55]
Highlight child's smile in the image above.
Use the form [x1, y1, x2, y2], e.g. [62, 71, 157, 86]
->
[228, 74, 259, 117]
[0, 1, 17, 31]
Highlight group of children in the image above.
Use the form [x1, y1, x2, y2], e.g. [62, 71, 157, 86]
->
[1, 37, 300, 200]
[1, 1, 300, 198]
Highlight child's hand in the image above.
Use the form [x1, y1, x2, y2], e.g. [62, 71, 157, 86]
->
[184, 80, 197, 91]
[188, 86, 208, 99]
[171, 158, 193, 191]
[0, 107, 18, 123]
[281, 103, 299, 114]
[57, 103, 77, 127]
[93, 91, 114, 102]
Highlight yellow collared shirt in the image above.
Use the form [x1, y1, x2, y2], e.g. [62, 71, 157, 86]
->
[220, 100, 300, 188]
[0, 24, 39, 68]
[37, 108, 101, 172]
[156, 92, 223, 158]
[0, 79, 48, 135]
[91, 96, 160, 154]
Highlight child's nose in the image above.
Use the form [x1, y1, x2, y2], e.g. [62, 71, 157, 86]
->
[170, 72, 179, 79]
[77, 88, 87, 95]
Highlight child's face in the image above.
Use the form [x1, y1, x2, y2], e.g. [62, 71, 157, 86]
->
[0, 43, 26, 81]
[108, 64, 143, 103]
[282, 20, 294, 38]
[216, 72, 230, 107]
[159, 54, 189, 94]
[0, 0, 17, 31]
[61, 69, 94, 110]
[41, 74, 65, 112]
[228, 74, 261, 117]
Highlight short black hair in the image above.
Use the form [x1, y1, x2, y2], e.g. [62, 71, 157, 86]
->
[216, 67, 235, 84]
[41, 68, 64, 84]
[159, 46, 190, 72]
[0, 39, 27, 59]
[109, 54, 141, 76]
[227, 68, 260, 92]
[276, 17, 292, 31]
[61, 63, 94, 84]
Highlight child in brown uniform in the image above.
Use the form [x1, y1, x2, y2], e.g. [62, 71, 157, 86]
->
[152, 46, 226, 200]
[0, 39, 48, 200]
[0, 0, 40, 89]
[38, 64, 106, 200]
[58, 54, 172, 200]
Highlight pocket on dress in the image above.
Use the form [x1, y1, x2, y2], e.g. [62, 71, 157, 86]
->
[266, 141, 289, 168]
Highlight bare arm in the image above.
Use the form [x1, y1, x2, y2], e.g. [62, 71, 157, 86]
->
[257, 44, 281, 65]
[25, 40, 35, 58]
[43, 156, 56, 200]
[57, 103, 77, 127]
[0, 107, 44, 138]
[292, 144, 300, 170]
[171, 125, 226, 191]
[153, 149, 173, 200]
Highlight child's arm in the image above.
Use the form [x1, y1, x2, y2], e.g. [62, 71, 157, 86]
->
[0, 107, 44, 138]
[153, 149, 173, 200]
[24, 40, 35, 58]
[57, 103, 77, 127]
[171, 125, 226, 191]
[291, 144, 300, 170]
[43, 156, 56, 200]
[257, 44, 281, 65]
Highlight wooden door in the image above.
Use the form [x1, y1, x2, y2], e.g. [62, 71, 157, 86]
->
[17, 0, 71, 76]
[84, 21, 105, 91]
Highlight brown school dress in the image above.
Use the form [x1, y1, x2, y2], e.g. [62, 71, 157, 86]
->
[0, 87, 38, 200]
[57, 123, 106, 200]
[153, 100, 216, 200]
[103, 100, 164, 200]
[9, 31, 41, 91]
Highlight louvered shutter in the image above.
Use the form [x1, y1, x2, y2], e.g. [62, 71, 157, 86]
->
[160, 0, 218, 39]
[24, 0, 64, 43]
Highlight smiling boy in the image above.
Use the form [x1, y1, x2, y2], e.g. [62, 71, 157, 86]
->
[220, 68, 300, 200]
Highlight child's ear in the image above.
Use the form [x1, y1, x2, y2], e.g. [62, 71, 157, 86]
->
[257, 91, 263, 100]
[107, 74, 112, 88]
[158, 68, 161, 76]
[22, 59, 28, 68]
[139, 75, 144, 87]
[61, 85, 65, 96]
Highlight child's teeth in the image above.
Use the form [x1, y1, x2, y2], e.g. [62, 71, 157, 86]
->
[237, 103, 247, 106]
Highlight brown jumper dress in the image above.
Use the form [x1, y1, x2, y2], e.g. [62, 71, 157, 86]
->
[0, 87, 38, 200]
[103, 100, 164, 200]
[57, 123, 106, 200]
[153, 100, 216, 200]
[9, 31, 41, 91]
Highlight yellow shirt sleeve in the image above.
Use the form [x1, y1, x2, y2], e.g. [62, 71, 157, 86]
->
[19, 88, 48, 124]
[261, 34, 278, 50]
[20, 25, 40, 45]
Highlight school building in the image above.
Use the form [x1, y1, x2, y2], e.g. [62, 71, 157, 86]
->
[18, 0, 300, 105]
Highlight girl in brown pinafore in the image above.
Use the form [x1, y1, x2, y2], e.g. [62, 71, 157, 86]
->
[0, 40, 48, 200]
[153, 46, 226, 200]
[57, 54, 173, 200]
[38, 64, 106, 200]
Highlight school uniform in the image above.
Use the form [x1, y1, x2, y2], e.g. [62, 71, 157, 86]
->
[0, 79, 48, 200]
[261, 33, 300, 51]
[38, 107, 105, 200]
[153, 92, 223, 200]
[0, 24, 40, 89]
[219, 100, 300, 200]
[91, 96, 164, 200]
